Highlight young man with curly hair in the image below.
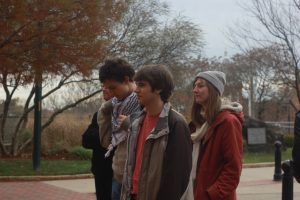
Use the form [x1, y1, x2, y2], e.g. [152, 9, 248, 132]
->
[99, 58, 141, 200]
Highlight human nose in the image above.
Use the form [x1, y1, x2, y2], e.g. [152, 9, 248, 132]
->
[192, 85, 198, 93]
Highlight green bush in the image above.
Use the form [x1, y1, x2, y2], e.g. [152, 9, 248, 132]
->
[68, 146, 92, 160]
[19, 129, 32, 143]
[49, 141, 66, 155]
[282, 134, 294, 148]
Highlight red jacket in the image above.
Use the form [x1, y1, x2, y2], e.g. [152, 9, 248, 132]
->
[193, 110, 244, 200]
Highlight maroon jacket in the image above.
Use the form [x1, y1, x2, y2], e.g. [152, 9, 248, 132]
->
[193, 110, 244, 200]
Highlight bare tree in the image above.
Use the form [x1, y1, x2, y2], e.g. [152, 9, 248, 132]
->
[227, 0, 300, 110]
[0, 70, 102, 156]
[228, 47, 286, 119]
[107, 0, 204, 67]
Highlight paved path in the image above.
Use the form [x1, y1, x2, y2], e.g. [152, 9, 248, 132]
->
[1, 167, 300, 200]
[237, 167, 300, 200]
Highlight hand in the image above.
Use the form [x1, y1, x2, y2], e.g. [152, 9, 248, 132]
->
[118, 115, 127, 126]
[117, 114, 129, 130]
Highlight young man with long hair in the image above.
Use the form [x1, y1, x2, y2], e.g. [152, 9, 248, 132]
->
[121, 65, 192, 200]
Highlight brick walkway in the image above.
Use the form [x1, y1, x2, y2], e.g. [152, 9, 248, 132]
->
[0, 182, 95, 200]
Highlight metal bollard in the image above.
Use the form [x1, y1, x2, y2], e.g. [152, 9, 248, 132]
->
[282, 160, 293, 200]
[274, 141, 282, 181]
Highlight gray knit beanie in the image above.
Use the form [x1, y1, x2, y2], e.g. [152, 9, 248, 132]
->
[195, 71, 226, 95]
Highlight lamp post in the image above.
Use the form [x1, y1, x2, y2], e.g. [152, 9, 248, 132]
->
[33, 68, 42, 171]
[33, 14, 43, 170]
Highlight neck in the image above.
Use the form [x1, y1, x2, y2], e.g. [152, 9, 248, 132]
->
[201, 102, 207, 111]
[146, 98, 164, 116]
[121, 82, 136, 100]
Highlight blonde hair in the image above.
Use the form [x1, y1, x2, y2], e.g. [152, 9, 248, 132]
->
[191, 79, 221, 126]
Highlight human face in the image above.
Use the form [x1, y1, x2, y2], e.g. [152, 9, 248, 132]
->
[103, 79, 130, 100]
[135, 80, 160, 107]
[193, 78, 209, 105]
[102, 86, 113, 101]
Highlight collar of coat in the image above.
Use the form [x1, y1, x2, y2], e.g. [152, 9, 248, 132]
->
[133, 102, 171, 140]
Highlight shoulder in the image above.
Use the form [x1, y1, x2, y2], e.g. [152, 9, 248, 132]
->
[100, 100, 113, 114]
[168, 109, 187, 124]
[168, 109, 189, 133]
[215, 110, 242, 127]
[102, 99, 113, 109]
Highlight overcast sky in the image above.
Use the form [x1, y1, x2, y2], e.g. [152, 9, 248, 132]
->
[166, 0, 252, 57]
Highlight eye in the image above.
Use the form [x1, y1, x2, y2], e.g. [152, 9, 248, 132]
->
[194, 84, 200, 88]
[137, 82, 145, 87]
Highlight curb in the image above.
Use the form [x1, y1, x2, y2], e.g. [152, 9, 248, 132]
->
[243, 162, 274, 168]
[0, 173, 93, 182]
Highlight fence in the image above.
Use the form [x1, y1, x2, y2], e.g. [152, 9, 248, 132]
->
[265, 121, 294, 134]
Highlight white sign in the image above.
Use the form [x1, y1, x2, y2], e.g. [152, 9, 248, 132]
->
[247, 128, 266, 145]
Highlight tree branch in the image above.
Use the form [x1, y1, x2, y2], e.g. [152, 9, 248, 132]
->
[0, 21, 32, 49]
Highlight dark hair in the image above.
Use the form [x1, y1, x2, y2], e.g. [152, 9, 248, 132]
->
[134, 64, 174, 102]
[99, 58, 135, 83]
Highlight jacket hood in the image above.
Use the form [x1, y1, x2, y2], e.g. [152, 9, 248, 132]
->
[219, 100, 244, 125]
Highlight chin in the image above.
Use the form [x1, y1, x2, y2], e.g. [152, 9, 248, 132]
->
[194, 99, 202, 103]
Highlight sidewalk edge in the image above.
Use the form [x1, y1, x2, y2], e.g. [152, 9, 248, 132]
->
[243, 162, 274, 168]
[0, 173, 93, 182]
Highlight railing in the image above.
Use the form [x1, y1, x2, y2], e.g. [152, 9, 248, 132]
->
[265, 121, 294, 134]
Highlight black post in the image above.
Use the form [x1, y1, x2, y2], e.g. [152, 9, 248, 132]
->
[274, 140, 282, 181]
[33, 71, 42, 171]
[282, 160, 293, 200]
[32, 11, 43, 170]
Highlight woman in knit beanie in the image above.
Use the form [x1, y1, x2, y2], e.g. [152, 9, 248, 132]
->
[188, 71, 244, 200]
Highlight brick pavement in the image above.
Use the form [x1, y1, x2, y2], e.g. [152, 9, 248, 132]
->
[0, 182, 96, 200]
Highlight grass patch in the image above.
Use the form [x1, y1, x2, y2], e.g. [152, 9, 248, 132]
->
[0, 148, 293, 176]
[68, 146, 92, 160]
[243, 148, 292, 163]
[0, 160, 91, 176]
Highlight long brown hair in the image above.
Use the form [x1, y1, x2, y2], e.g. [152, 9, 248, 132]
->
[191, 79, 221, 126]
